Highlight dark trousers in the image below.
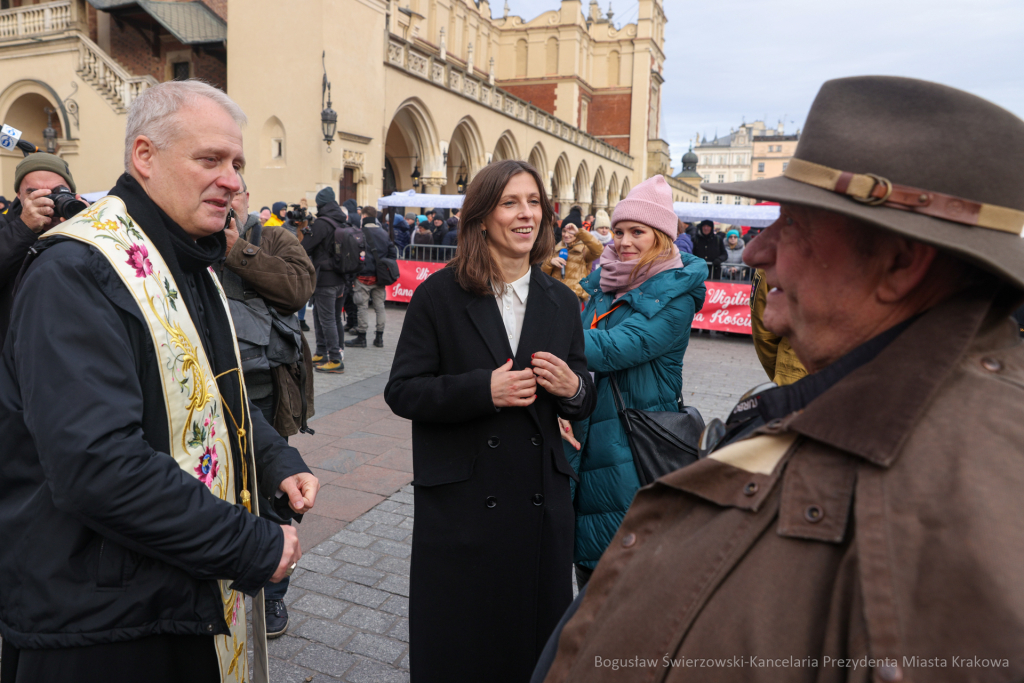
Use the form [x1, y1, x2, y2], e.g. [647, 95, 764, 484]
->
[249, 392, 291, 601]
[1, 634, 219, 683]
[312, 284, 344, 361]
[297, 295, 312, 322]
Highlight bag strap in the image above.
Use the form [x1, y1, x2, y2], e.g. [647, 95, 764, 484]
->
[607, 372, 632, 435]
[361, 227, 382, 260]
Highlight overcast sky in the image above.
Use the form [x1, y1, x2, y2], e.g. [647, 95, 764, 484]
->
[500, 0, 1024, 171]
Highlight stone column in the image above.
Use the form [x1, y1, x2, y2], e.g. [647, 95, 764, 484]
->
[421, 176, 446, 195]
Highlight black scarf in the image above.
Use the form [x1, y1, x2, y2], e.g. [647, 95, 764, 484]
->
[109, 174, 249, 494]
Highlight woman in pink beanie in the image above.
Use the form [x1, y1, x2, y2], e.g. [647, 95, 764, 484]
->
[558, 174, 708, 589]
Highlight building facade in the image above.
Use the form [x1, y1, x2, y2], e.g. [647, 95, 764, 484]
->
[0, 0, 694, 212]
[692, 120, 790, 205]
[751, 133, 798, 181]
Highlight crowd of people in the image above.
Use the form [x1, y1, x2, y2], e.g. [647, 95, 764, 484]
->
[1, 73, 1023, 683]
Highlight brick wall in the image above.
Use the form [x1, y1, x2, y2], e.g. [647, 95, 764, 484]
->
[194, 51, 227, 90]
[86, 4, 98, 43]
[497, 83, 557, 116]
[589, 91, 631, 153]
[109, 19, 164, 81]
[201, 0, 227, 21]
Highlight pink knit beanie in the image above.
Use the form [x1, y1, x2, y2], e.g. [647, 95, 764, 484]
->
[610, 175, 678, 239]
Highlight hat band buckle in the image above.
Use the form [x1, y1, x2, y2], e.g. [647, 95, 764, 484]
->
[850, 174, 893, 206]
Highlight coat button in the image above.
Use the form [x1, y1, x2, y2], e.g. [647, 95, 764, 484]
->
[485, 496, 497, 508]
[981, 357, 1002, 372]
[487, 437, 500, 448]
[244, 247, 256, 255]
[743, 482, 758, 496]
[532, 493, 544, 506]
[878, 664, 903, 682]
[205, 624, 214, 632]
[804, 505, 824, 523]
[240, 259, 248, 265]
[530, 435, 541, 446]
[621, 532, 636, 548]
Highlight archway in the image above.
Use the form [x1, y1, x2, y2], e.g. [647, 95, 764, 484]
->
[447, 116, 486, 194]
[384, 98, 442, 193]
[607, 172, 619, 210]
[620, 176, 631, 201]
[552, 153, 573, 216]
[492, 130, 519, 162]
[591, 166, 607, 212]
[527, 143, 548, 183]
[0, 89, 64, 198]
[573, 160, 591, 214]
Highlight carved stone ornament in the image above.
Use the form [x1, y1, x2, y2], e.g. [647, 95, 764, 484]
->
[432, 62, 445, 84]
[342, 150, 365, 168]
[408, 51, 428, 76]
[388, 42, 404, 65]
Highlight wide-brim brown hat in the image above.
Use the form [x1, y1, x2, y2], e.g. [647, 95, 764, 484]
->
[702, 76, 1024, 288]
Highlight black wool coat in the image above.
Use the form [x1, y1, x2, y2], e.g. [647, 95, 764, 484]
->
[385, 265, 596, 683]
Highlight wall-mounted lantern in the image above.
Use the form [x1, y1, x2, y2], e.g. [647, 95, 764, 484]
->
[320, 52, 337, 152]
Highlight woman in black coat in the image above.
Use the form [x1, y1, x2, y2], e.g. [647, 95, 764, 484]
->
[385, 160, 596, 683]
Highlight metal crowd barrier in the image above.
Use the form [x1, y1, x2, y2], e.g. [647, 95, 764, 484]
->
[400, 244, 457, 263]
[702, 260, 753, 282]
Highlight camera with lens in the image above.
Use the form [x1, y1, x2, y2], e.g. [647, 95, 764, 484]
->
[50, 186, 87, 220]
[285, 204, 311, 224]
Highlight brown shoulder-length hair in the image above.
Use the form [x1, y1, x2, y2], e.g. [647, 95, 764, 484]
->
[449, 159, 555, 296]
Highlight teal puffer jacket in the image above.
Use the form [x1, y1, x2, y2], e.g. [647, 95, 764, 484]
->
[566, 252, 707, 569]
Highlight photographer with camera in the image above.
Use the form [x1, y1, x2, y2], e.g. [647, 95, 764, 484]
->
[0, 153, 86, 343]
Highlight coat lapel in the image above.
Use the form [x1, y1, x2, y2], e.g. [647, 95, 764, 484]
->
[514, 267, 558, 370]
[466, 295, 513, 367]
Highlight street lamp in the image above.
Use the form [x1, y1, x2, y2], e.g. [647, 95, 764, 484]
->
[43, 107, 57, 154]
[320, 52, 337, 152]
[411, 162, 421, 190]
[456, 164, 467, 194]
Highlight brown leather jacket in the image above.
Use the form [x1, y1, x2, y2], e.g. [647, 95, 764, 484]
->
[542, 229, 604, 300]
[225, 223, 317, 437]
[545, 286, 1024, 683]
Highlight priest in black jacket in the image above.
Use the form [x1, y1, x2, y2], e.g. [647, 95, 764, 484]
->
[0, 80, 318, 683]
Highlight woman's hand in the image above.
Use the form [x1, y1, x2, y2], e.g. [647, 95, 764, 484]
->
[491, 358, 537, 408]
[549, 256, 566, 269]
[531, 352, 580, 398]
[558, 417, 580, 450]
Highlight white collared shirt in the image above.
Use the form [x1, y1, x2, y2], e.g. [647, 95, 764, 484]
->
[495, 269, 531, 356]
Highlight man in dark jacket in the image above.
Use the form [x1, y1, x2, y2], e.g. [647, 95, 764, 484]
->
[429, 215, 448, 245]
[301, 186, 347, 373]
[346, 206, 397, 348]
[0, 80, 318, 683]
[0, 153, 84, 344]
[392, 212, 411, 253]
[691, 219, 726, 278]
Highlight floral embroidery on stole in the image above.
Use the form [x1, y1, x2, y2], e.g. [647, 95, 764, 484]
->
[44, 195, 264, 683]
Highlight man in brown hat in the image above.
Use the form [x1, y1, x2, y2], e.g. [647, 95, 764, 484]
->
[533, 76, 1024, 682]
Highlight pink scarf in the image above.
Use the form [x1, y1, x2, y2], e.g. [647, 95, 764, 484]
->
[598, 242, 683, 299]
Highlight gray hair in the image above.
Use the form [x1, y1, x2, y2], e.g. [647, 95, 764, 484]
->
[124, 79, 246, 172]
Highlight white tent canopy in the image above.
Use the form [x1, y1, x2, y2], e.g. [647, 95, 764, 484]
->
[377, 189, 464, 210]
[673, 202, 779, 228]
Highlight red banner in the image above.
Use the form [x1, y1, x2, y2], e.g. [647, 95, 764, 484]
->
[388, 261, 753, 334]
[692, 281, 752, 334]
[385, 260, 448, 302]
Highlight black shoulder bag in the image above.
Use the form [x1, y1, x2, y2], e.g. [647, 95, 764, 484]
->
[595, 304, 705, 486]
[362, 226, 400, 286]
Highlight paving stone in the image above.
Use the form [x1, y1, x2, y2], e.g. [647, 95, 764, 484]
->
[370, 539, 412, 559]
[345, 657, 411, 683]
[374, 556, 410, 577]
[398, 518, 414, 531]
[292, 593, 350, 620]
[373, 500, 403, 513]
[268, 658, 320, 683]
[294, 617, 356, 648]
[310, 540, 342, 556]
[337, 583, 390, 609]
[339, 605, 397, 634]
[401, 484, 413, 493]
[334, 563, 386, 586]
[378, 595, 409, 617]
[331, 529, 378, 548]
[283, 587, 308, 606]
[298, 554, 342, 575]
[267, 634, 307, 659]
[400, 652, 410, 670]
[388, 618, 409, 643]
[376, 574, 410, 598]
[360, 509, 404, 526]
[345, 633, 407, 664]
[294, 642, 358, 678]
[392, 504, 415, 518]
[365, 524, 411, 542]
[388, 492, 415, 506]
[345, 518, 374, 533]
[334, 546, 381, 567]
[292, 571, 347, 597]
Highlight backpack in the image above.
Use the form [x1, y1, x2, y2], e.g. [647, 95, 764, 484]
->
[320, 216, 361, 277]
[362, 226, 400, 286]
